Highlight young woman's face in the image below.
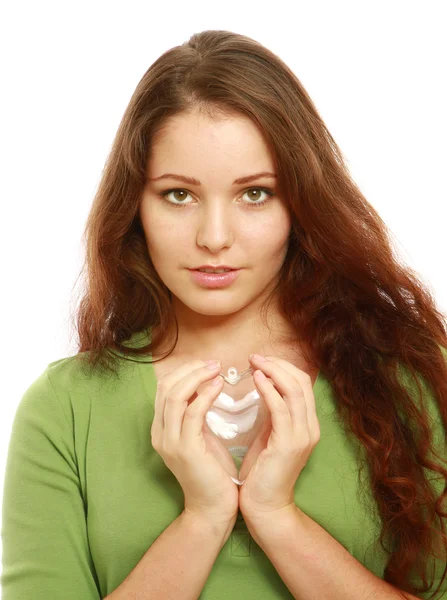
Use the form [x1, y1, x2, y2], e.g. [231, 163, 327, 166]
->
[139, 109, 292, 318]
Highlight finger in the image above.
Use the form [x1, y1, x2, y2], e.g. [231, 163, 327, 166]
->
[252, 360, 308, 434]
[253, 369, 294, 441]
[162, 359, 218, 397]
[261, 356, 319, 441]
[152, 360, 204, 444]
[181, 375, 224, 440]
[164, 362, 222, 446]
[151, 360, 218, 444]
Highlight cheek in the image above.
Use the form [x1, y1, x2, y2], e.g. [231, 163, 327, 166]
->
[147, 228, 188, 269]
[273, 211, 292, 255]
[245, 214, 291, 260]
[140, 204, 184, 256]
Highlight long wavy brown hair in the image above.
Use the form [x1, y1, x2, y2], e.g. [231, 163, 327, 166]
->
[71, 30, 447, 599]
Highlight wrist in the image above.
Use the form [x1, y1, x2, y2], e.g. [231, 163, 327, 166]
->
[181, 507, 237, 542]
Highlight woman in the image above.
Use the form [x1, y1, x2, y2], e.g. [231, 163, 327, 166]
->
[2, 30, 447, 600]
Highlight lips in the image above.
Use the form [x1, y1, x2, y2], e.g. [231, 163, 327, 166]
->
[188, 268, 241, 288]
[197, 269, 233, 273]
[192, 265, 237, 271]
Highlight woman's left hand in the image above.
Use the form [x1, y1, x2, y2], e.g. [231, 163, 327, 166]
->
[238, 354, 320, 524]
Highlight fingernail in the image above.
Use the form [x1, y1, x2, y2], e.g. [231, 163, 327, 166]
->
[251, 353, 266, 362]
[206, 360, 220, 370]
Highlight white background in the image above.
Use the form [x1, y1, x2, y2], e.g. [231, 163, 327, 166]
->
[1, 0, 446, 569]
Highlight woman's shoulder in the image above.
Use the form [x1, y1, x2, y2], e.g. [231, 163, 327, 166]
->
[47, 327, 153, 392]
[18, 329, 154, 427]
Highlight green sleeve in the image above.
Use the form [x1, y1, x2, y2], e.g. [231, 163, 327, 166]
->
[1, 369, 102, 599]
[406, 345, 447, 598]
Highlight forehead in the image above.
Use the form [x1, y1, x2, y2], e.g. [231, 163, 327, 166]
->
[148, 110, 275, 174]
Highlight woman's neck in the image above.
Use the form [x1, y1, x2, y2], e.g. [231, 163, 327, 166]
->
[150, 318, 310, 376]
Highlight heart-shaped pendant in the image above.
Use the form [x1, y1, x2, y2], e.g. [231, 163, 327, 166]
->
[198, 366, 268, 485]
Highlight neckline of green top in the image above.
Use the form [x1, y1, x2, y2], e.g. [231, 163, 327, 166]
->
[121, 326, 323, 394]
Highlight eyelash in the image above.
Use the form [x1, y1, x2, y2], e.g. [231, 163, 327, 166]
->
[158, 187, 274, 209]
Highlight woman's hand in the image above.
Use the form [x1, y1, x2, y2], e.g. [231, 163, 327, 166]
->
[151, 359, 239, 528]
[238, 354, 320, 524]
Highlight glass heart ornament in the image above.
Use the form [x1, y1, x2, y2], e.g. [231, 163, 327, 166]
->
[197, 366, 269, 485]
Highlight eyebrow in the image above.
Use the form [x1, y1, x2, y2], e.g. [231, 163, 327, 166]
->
[147, 172, 277, 186]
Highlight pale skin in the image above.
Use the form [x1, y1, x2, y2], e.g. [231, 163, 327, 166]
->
[139, 107, 317, 381]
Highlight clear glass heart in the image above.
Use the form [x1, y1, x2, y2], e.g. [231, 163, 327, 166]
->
[197, 366, 269, 485]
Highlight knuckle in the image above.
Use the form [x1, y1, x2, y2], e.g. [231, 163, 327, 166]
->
[277, 403, 289, 416]
[161, 440, 176, 458]
[295, 374, 310, 388]
[191, 360, 208, 374]
[165, 393, 177, 405]
[184, 407, 199, 419]
[293, 384, 304, 396]
[285, 384, 298, 398]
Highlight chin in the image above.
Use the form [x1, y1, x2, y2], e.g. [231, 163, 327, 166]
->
[180, 296, 249, 317]
[190, 304, 240, 317]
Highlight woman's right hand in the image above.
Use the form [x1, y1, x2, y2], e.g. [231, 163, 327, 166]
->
[150, 359, 239, 528]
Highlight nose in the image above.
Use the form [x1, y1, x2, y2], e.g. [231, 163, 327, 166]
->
[196, 201, 234, 252]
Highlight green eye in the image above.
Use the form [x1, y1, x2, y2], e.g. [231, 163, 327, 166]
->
[159, 187, 274, 208]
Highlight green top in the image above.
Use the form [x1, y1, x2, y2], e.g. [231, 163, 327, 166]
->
[2, 329, 446, 599]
